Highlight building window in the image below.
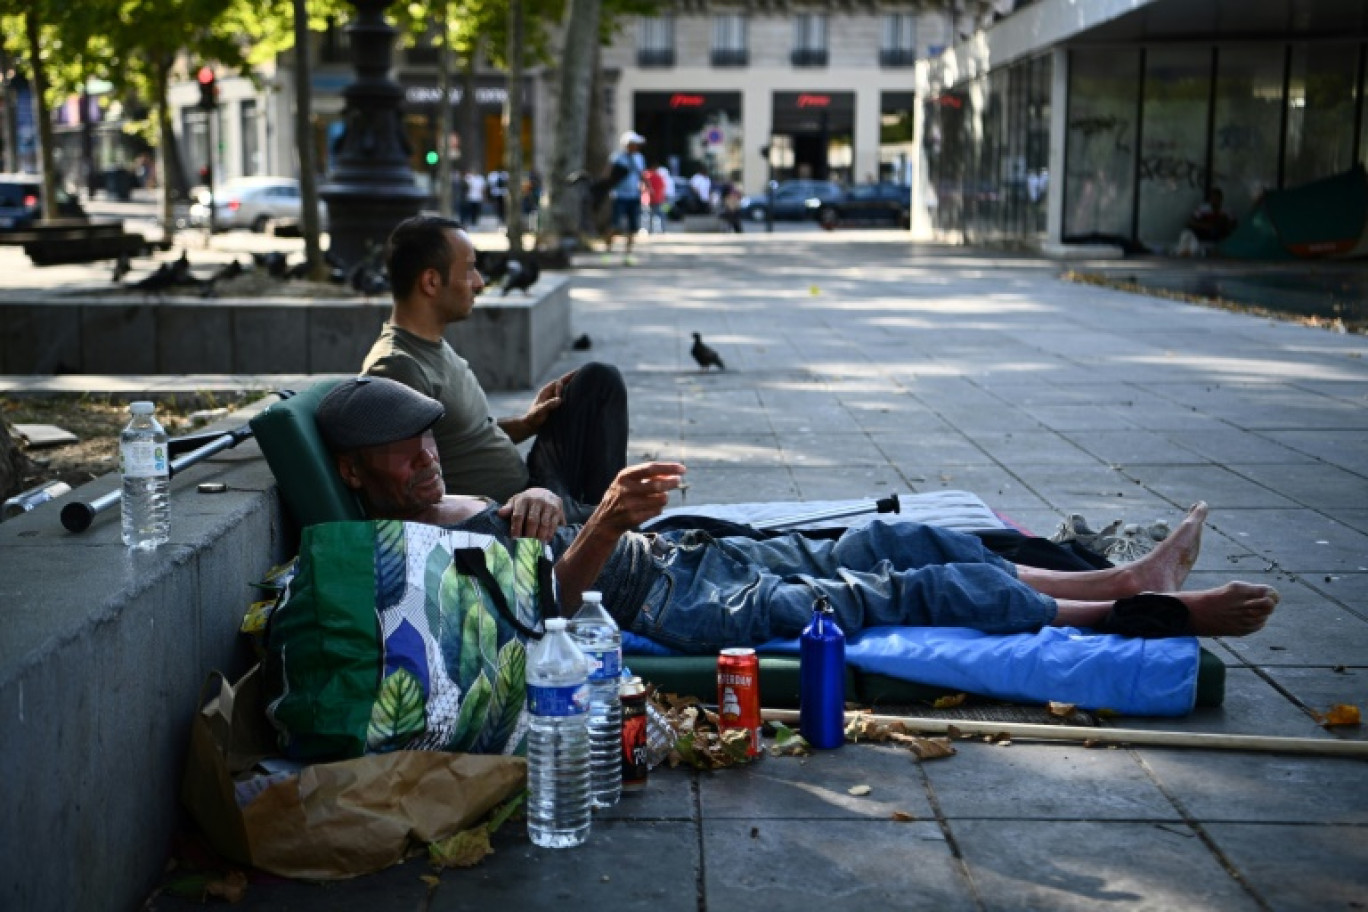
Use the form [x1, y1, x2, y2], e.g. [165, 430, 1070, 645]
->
[638, 16, 675, 67]
[240, 99, 261, 176]
[712, 14, 748, 67]
[791, 14, 827, 67]
[880, 14, 917, 67]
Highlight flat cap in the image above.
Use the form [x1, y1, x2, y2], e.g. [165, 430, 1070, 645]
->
[315, 376, 444, 452]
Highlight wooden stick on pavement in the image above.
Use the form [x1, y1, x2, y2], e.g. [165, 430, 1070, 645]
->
[762, 709, 1368, 759]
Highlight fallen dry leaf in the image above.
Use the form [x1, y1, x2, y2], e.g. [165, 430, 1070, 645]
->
[933, 693, 968, 710]
[891, 811, 916, 822]
[428, 827, 493, 869]
[905, 737, 957, 761]
[1313, 703, 1362, 728]
[770, 721, 813, 756]
[204, 870, 248, 904]
[848, 784, 873, 796]
[420, 875, 441, 888]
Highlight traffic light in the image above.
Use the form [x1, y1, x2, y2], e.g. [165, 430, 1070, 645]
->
[425, 149, 439, 167]
[196, 66, 217, 111]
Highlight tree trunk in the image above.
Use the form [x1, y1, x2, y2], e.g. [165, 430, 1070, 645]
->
[459, 44, 479, 181]
[24, 8, 58, 222]
[504, 0, 525, 254]
[154, 62, 178, 244]
[545, 0, 601, 248]
[293, 0, 326, 280]
[0, 42, 16, 173]
[435, 7, 454, 218]
[0, 420, 35, 501]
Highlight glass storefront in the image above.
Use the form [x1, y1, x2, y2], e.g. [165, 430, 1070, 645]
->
[633, 91, 743, 183]
[1136, 47, 1211, 248]
[400, 77, 533, 176]
[1211, 48, 1283, 220]
[1284, 43, 1362, 189]
[928, 39, 1364, 249]
[879, 91, 915, 185]
[925, 52, 1051, 243]
[771, 91, 855, 183]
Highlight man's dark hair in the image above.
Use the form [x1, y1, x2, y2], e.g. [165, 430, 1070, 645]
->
[386, 215, 465, 299]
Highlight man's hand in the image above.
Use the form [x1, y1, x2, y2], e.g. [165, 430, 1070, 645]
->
[498, 488, 565, 542]
[500, 369, 577, 443]
[525, 369, 578, 432]
[586, 462, 687, 536]
[554, 462, 687, 614]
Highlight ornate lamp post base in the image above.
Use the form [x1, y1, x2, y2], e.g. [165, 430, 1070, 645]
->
[319, 0, 431, 268]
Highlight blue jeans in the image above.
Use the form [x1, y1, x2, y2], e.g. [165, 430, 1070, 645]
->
[629, 521, 1058, 654]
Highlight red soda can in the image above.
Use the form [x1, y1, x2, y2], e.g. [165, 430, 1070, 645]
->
[717, 647, 761, 757]
[620, 675, 649, 791]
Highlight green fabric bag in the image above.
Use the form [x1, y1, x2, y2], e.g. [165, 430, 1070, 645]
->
[265, 520, 552, 762]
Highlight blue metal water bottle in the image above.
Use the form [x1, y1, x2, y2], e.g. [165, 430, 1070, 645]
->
[800, 594, 846, 749]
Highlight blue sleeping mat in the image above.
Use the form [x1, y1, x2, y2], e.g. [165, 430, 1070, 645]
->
[625, 626, 1212, 717]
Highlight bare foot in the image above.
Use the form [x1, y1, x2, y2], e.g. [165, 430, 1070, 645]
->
[1126, 502, 1208, 592]
[1177, 581, 1279, 637]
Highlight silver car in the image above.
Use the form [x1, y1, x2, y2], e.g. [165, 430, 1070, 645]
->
[190, 177, 326, 232]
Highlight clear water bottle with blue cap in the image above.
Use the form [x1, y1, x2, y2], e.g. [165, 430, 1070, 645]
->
[526, 617, 592, 848]
[569, 590, 622, 807]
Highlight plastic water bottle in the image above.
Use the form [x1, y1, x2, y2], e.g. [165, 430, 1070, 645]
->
[526, 617, 592, 848]
[119, 401, 169, 550]
[800, 594, 846, 749]
[569, 591, 623, 808]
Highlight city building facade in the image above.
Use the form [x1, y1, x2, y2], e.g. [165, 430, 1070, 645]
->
[157, 0, 1367, 253]
[919, 0, 1368, 250]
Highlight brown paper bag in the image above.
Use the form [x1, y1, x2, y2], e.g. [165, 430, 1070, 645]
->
[182, 665, 527, 880]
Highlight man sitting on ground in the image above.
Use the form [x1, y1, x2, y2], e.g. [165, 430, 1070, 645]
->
[362, 216, 628, 523]
[315, 377, 1279, 653]
[1188, 188, 1237, 243]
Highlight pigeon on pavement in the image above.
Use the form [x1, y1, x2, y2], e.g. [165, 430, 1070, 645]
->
[502, 258, 541, 295]
[690, 332, 725, 371]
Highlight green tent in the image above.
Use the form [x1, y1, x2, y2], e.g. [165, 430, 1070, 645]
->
[1219, 164, 1368, 260]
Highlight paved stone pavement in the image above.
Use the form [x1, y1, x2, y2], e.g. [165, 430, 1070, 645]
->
[20, 230, 1365, 910]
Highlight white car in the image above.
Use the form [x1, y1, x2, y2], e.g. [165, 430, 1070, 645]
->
[190, 177, 327, 232]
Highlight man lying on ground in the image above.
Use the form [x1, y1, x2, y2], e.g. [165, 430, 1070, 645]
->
[362, 215, 627, 522]
[315, 377, 1279, 653]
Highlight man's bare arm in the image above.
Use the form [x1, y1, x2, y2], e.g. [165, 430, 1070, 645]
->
[553, 462, 686, 614]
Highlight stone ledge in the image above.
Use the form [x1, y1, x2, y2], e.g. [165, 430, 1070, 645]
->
[0, 273, 573, 391]
[0, 403, 287, 912]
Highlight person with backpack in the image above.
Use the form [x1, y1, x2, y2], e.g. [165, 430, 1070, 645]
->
[604, 131, 647, 264]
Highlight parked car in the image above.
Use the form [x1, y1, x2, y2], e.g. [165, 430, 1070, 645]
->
[740, 179, 844, 222]
[190, 176, 327, 232]
[816, 183, 911, 229]
[0, 174, 87, 231]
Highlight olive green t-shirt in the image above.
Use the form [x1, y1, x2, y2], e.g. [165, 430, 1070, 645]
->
[362, 322, 530, 501]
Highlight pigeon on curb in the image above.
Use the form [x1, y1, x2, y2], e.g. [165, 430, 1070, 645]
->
[502, 258, 541, 296]
[572, 333, 593, 351]
[690, 332, 725, 371]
